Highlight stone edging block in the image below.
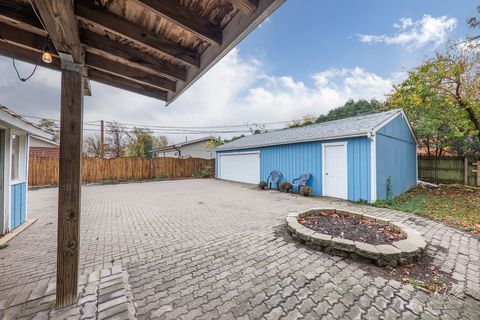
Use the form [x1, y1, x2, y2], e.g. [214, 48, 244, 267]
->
[286, 209, 427, 267]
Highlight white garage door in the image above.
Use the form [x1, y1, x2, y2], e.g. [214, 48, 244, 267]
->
[218, 152, 260, 184]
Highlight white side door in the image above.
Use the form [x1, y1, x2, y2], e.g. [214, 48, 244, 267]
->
[323, 142, 348, 199]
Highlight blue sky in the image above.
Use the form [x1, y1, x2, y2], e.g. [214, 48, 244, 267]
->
[240, 0, 476, 82]
[0, 0, 477, 142]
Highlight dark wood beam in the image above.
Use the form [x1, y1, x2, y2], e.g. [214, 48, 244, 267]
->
[0, 42, 168, 101]
[0, 0, 46, 35]
[134, 0, 222, 45]
[168, 0, 285, 104]
[0, 1, 187, 82]
[227, 0, 258, 16]
[33, 0, 84, 307]
[89, 69, 167, 101]
[58, 65, 84, 309]
[33, 0, 82, 62]
[0, 43, 60, 71]
[0, 22, 175, 93]
[75, 1, 200, 67]
[85, 53, 176, 92]
[80, 29, 186, 82]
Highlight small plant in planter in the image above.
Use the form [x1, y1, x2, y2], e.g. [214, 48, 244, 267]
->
[299, 186, 312, 197]
[258, 181, 267, 190]
[280, 181, 293, 193]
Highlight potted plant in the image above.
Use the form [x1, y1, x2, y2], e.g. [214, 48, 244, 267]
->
[258, 181, 267, 190]
[299, 186, 312, 197]
[280, 182, 293, 193]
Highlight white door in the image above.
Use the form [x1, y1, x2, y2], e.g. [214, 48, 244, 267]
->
[323, 143, 347, 199]
[218, 152, 260, 184]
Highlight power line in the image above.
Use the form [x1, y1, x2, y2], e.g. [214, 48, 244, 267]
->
[18, 114, 313, 132]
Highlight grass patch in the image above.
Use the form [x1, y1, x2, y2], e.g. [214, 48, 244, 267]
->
[0, 243, 8, 250]
[388, 186, 480, 234]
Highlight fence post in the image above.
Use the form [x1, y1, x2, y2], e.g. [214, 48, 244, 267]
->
[464, 157, 469, 185]
[150, 158, 153, 179]
[477, 161, 480, 187]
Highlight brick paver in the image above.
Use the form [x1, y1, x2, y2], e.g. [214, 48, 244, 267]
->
[0, 179, 478, 319]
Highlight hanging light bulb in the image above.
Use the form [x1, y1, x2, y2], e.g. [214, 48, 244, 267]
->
[41, 40, 53, 64]
[42, 50, 52, 64]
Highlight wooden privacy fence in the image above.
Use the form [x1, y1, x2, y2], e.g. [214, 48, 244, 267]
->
[29, 156, 215, 186]
[418, 156, 480, 186]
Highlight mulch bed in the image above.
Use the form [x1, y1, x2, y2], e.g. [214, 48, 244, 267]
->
[298, 210, 406, 245]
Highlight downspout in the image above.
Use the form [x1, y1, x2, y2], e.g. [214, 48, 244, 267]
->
[173, 145, 181, 158]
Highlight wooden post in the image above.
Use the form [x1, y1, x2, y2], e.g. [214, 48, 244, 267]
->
[477, 161, 480, 187]
[464, 157, 469, 185]
[100, 120, 105, 159]
[56, 68, 84, 307]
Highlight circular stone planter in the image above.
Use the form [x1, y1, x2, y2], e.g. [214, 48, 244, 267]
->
[286, 209, 427, 267]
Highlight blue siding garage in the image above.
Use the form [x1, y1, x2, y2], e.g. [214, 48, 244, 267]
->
[216, 109, 417, 202]
[376, 114, 417, 200]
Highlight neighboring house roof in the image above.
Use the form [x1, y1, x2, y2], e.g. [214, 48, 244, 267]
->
[30, 135, 60, 147]
[0, 105, 55, 140]
[150, 136, 215, 153]
[217, 109, 410, 151]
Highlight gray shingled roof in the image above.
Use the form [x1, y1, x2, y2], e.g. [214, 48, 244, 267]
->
[216, 109, 401, 151]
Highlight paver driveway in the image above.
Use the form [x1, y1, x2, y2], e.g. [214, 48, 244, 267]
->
[0, 179, 479, 319]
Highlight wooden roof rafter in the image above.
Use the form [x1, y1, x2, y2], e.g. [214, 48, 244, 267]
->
[0, 0, 285, 103]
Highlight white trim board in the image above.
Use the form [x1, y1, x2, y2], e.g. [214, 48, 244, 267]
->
[370, 134, 377, 202]
[321, 141, 348, 200]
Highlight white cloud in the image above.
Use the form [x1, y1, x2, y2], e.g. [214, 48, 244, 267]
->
[0, 49, 398, 143]
[358, 15, 457, 50]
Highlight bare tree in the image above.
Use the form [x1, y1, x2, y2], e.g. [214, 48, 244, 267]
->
[83, 134, 102, 157]
[106, 121, 126, 158]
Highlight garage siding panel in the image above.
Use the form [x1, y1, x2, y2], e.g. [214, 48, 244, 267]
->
[347, 137, 371, 202]
[259, 142, 322, 195]
[376, 115, 417, 200]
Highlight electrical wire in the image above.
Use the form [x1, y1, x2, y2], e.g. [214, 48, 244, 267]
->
[0, 36, 48, 82]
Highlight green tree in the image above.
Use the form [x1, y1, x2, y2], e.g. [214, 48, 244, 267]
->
[386, 44, 480, 156]
[125, 128, 168, 158]
[315, 99, 383, 124]
[37, 118, 59, 141]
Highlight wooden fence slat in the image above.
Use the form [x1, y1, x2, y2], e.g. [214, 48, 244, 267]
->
[28, 156, 215, 186]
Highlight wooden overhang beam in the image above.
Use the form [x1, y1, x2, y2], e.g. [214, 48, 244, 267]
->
[0, 0, 45, 35]
[0, 23, 170, 99]
[167, 0, 285, 104]
[0, 2, 187, 82]
[0, 0, 90, 95]
[75, 1, 200, 68]
[80, 30, 186, 82]
[0, 22, 175, 93]
[227, 0, 258, 16]
[134, 0, 222, 45]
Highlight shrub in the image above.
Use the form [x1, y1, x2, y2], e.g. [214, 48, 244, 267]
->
[200, 166, 212, 178]
[258, 181, 267, 189]
[299, 186, 312, 197]
[155, 174, 167, 180]
[280, 182, 293, 192]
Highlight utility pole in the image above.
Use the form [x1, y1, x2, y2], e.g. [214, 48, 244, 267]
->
[100, 120, 105, 159]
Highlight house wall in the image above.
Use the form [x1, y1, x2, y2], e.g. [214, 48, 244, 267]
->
[178, 141, 214, 159]
[376, 114, 417, 200]
[155, 141, 214, 159]
[216, 136, 372, 202]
